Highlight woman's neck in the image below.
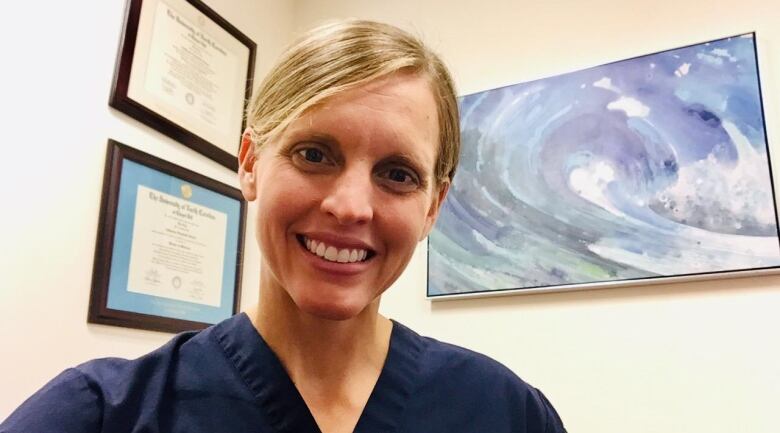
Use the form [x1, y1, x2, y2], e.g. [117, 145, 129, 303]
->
[245, 278, 393, 432]
[245, 277, 393, 394]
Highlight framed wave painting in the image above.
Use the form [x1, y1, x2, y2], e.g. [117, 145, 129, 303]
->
[428, 33, 780, 299]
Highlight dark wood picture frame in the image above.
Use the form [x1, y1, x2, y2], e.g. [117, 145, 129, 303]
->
[88, 139, 246, 333]
[109, 0, 256, 171]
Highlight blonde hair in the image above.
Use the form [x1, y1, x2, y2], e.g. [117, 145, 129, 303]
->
[245, 19, 460, 184]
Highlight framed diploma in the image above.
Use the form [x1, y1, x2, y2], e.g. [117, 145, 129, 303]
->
[89, 139, 246, 333]
[109, 0, 256, 171]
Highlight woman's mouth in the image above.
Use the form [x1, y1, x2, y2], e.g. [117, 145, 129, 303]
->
[296, 235, 375, 264]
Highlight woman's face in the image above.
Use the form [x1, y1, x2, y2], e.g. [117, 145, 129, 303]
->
[240, 72, 448, 321]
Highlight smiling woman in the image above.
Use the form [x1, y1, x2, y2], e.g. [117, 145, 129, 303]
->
[1, 19, 565, 433]
[241, 72, 443, 324]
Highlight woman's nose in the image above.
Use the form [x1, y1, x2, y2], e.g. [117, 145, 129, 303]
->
[319, 168, 374, 225]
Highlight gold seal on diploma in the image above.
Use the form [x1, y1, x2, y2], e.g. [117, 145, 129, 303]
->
[180, 183, 193, 199]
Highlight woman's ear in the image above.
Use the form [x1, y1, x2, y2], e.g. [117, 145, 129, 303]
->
[238, 128, 258, 202]
[420, 180, 450, 241]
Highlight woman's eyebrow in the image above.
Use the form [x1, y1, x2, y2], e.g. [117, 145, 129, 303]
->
[284, 129, 340, 146]
[279, 130, 342, 155]
[308, 132, 340, 145]
[380, 154, 430, 179]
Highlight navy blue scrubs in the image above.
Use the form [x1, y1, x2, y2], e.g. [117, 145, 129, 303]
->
[1, 314, 565, 432]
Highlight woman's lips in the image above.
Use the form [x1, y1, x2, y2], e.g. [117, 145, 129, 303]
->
[296, 234, 376, 264]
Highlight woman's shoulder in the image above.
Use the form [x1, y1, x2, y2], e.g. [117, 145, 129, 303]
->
[1, 314, 250, 433]
[71, 314, 253, 401]
[392, 320, 523, 386]
[390, 320, 566, 433]
[74, 335, 190, 389]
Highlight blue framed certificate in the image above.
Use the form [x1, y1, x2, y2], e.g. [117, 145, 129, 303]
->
[89, 140, 246, 333]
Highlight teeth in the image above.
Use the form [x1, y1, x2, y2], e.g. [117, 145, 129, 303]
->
[304, 237, 369, 264]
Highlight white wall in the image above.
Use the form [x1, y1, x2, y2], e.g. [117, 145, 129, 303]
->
[3, 1, 780, 432]
[292, 1, 780, 433]
[0, 0, 294, 418]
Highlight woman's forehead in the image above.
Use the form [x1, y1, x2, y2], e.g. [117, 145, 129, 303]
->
[283, 74, 439, 159]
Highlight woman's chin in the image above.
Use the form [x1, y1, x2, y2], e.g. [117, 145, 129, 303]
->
[295, 294, 374, 322]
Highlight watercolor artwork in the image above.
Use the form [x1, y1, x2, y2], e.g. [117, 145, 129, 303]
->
[428, 33, 780, 298]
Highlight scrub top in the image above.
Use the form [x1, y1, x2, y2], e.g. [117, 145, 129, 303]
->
[1, 313, 566, 433]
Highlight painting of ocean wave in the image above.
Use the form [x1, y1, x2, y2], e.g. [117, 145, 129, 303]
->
[428, 33, 780, 297]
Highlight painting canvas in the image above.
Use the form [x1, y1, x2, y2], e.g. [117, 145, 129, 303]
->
[428, 33, 780, 298]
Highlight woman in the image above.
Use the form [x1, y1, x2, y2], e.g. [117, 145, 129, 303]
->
[1, 20, 565, 433]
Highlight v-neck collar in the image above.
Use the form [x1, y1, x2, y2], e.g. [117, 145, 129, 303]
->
[213, 313, 423, 433]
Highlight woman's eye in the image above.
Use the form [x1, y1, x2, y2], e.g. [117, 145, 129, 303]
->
[289, 143, 339, 173]
[378, 167, 420, 192]
[298, 148, 325, 163]
[388, 168, 412, 183]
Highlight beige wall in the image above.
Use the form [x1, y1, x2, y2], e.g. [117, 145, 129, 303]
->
[3, 1, 780, 432]
[294, 1, 780, 433]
